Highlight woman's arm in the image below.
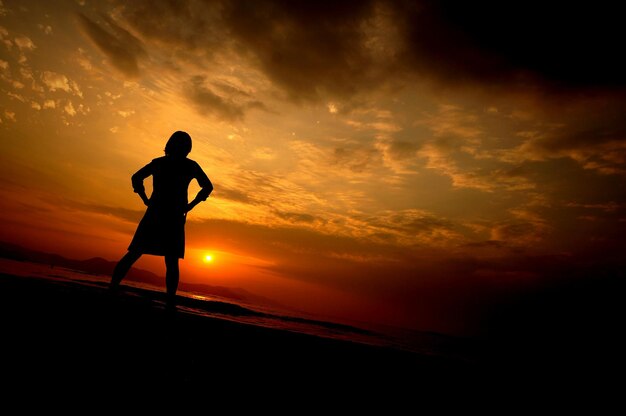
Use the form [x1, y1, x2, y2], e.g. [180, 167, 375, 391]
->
[187, 162, 213, 212]
[131, 162, 153, 206]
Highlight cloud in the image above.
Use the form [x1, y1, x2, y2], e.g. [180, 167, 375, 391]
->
[38, 24, 53, 35]
[251, 147, 275, 160]
[404, 104, 541, 190]
[392, 1, 626, 92]
[14, 36, 35, 51]
[77, 13, 146, 78]
[117, 110, 134, 118]
[347, 209, 463, 246]
[342, 108, 414, 175]
[488, 206, 551, 246]
[490, 221, 543, 245]
[417, 143, 534, 192]
[184, 75, 266, 121]
[220, 0, 389, 102]
[212, 184, 256, 205]
[508, 100, 626, 175]
[331, 144, 381, 174]
[7, 92, 25, 102]
[18, 67, 43, 92]
[11, 35, 36, 64]
[565, 201, 623, 213]
[112, 0, 400, 103]
[273, 210, 321, 225]
[41, 71, 70, 92]
[380, 139, 419, 161]
[422, 104, 482, 142]
[102, 0, 626, 179]
[64, 101, 76, 116]
[109, 0, 224, 53]
[52, 199, 144, 224]
[3, 110, 15, 122]
[110, 0, 626, 104]
[208, 167, 325, 225]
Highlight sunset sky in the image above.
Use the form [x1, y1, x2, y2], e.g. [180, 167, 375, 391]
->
[1, 0, 624, 336]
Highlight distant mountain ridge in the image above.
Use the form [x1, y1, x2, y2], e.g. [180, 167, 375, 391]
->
[0, 241, 280, 308]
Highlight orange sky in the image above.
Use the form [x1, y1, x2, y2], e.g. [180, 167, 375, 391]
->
[1, 0, 625, 336]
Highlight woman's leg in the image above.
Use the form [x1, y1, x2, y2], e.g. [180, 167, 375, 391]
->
[110, 251, 142, 291]
[165, 255, 179, 305]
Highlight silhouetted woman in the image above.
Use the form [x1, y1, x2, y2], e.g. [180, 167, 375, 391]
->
[110, 131, 213, 307]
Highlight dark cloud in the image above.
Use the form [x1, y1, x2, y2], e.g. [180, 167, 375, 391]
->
[111, 0, 626, 101]
[60, 199, 144, 223]
[463, 240, 510, 250]
[212, 81, 253, 98]
[220, 0, 382, 102]
[519, 100, 626, 174]
[184, 75, 267, 121]
[78, 13, 146, 78]
[383, 211, 454, 234]
[386, 139, 419, 160]
[491, 221, 543, 243]
[565, 201, 623, 213]
[213, 185, 256, 205]
[273, 210, 320, 224]
[332, 146, 381, 173]
[112, 0, 395, 102]
[394, 1, 626, 92]
[86, 204, 144, 223]
[184, 75, 244, 121]
[111, 0, 224, 52]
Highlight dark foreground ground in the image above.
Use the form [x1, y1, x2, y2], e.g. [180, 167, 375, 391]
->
[0, 274, 478, 403]
[1, 272, 623, 409]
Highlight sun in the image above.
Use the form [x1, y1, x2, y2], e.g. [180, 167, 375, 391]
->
[203, 254, 214, 263]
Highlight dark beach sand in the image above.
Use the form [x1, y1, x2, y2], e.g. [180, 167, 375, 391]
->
[0, 272, 478, 403]
[2, 270, 624, 409]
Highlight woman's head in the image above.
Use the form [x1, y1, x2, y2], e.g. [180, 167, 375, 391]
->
[165, 131, 192, 157]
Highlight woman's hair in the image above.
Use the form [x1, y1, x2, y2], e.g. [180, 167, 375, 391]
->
[164, 131, 192, 157]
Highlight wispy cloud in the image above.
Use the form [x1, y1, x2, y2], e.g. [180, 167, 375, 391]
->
[78, 13, 146, 78]
[345, 208, 464, 246]
[490, 208, 551, 245]
[184, 75, 266, 122]
[417, 143, 535, 192]
[57, 199, 144, 224]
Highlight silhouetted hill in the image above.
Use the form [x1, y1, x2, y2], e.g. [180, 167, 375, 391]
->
[0, 241, 162, 284]
[0, 241, 281, 308]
